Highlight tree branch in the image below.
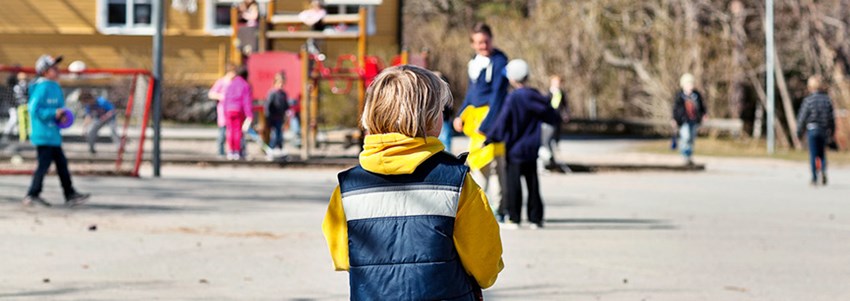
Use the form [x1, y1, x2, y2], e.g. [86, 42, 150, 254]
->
[602, 50, 652, 83]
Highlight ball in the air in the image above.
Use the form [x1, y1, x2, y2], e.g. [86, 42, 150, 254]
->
[68, 60, 86, 73]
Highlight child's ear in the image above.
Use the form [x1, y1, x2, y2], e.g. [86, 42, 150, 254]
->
[426, 118, 442, 137]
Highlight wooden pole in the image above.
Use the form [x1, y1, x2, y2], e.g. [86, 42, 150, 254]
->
[355, 6, 368, 148]
[310, 78, 319, 153]
[264, 1, 273, 55]
[218, 43, 226, 76]
[230, 6, 241, 64]
[748, 70, 791, 147]
[300, 46, 310, 159]
[729, 1, 746, 121]
[357, 6, 367, 124]
[267, 0, 275, 23]
[773, 54, 802, 149]
[258, 11, 267, 53]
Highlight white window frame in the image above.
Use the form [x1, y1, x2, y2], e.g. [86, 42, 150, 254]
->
[323, 4, 376, 35]
[205, 0, 269, 36]
[324, 0, 382, 4]
[204, 0, 234, 36]
[201, 0, 375, 36]
[96, 0, 156, 35]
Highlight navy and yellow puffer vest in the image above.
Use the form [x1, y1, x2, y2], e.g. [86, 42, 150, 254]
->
[338, 152, 480, 301]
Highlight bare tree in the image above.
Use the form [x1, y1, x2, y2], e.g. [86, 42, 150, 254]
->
[402, 0, 849, 149]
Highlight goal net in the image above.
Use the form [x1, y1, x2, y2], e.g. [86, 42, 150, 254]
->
[0, 66, 153, 177]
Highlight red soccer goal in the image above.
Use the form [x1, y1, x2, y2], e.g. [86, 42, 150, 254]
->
[1, 65, 153, 177]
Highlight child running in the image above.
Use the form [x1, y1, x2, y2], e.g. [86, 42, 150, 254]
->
[322, 65, 504, 300]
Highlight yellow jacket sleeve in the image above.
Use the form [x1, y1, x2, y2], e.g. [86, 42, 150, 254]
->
[322, 186, 350, 271]
[453, 174, 504, 288]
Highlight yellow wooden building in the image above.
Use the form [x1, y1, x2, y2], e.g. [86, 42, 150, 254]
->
[0, 0, 401, 85]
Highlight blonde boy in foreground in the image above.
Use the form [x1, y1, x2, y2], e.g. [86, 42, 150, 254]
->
[322, 65, 504, 300]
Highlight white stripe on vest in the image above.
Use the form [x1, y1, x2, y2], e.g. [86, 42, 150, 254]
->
[342, 185, 461, 221]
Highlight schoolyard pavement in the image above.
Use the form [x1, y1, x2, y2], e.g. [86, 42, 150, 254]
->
[1, 149, 848, 300]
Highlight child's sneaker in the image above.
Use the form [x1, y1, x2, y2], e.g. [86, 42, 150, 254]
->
[65, 193, 90, 207]
[22, 195, 52, 207]
[529, 223, 544, 230]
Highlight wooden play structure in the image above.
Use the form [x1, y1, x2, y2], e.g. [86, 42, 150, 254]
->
[230, 1, 423, 160]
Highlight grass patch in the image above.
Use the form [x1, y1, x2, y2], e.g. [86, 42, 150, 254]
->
[638, 138, 850, 166]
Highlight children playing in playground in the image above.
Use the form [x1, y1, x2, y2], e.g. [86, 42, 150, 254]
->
[299, 0, 326, 31]
[322, 65, 503, 299]
[486, 59, 562, 229]
[209, 64, 253, 160]
[2, 71, 28, 143]
[453, 22, 511, 222]
[237, 0, 260, 28]
[264, 72, 289, 153]
[540, 75, 571, 173]
[287, 97, 302, 148]
[79, 92, 120, 154]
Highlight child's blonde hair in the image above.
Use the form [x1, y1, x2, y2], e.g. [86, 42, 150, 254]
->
[807, 75, 825, 93]
[274, 72, 286, 86]
[361, 65, 451, 138]
[679, 73, 695, 88]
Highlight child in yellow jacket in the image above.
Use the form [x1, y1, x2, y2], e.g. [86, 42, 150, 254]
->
[322, 65, 504, 300]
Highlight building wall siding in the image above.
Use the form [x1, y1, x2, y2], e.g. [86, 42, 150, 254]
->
[1, 0, 400, 85]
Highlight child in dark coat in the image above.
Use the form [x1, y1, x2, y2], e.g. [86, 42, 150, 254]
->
[264, 72, 289, 151]
[486, 59, 561, 229]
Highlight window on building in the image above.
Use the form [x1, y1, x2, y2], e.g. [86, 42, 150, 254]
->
[106, 0, 127, 26]
[133, 1, 153, 25]
[99, 0, 154, 35]
[214, 2, 232, 29]
[323, 4, 376, 35]
[325, 5, 359, 15]
[205, 0, 268, 36]
[202, 0, 374, 36]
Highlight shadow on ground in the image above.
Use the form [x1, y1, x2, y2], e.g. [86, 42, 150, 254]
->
[0, 175, 334, 216]
[544, 218, 676, 230]
[0, 280, 169, 299]
[0, 288, 82, 299]
[0, 198, 207, 213]
[484, 282, 688, 299]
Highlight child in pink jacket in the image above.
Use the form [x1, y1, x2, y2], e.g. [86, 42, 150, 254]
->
[209, 64, 253, 160]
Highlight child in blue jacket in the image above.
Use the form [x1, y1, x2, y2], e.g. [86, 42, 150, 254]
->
[79, 92, 120, 154]
[23, 55, 90, 207]
[486, 59, 561, 229]
[323, 65, 504, 300]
